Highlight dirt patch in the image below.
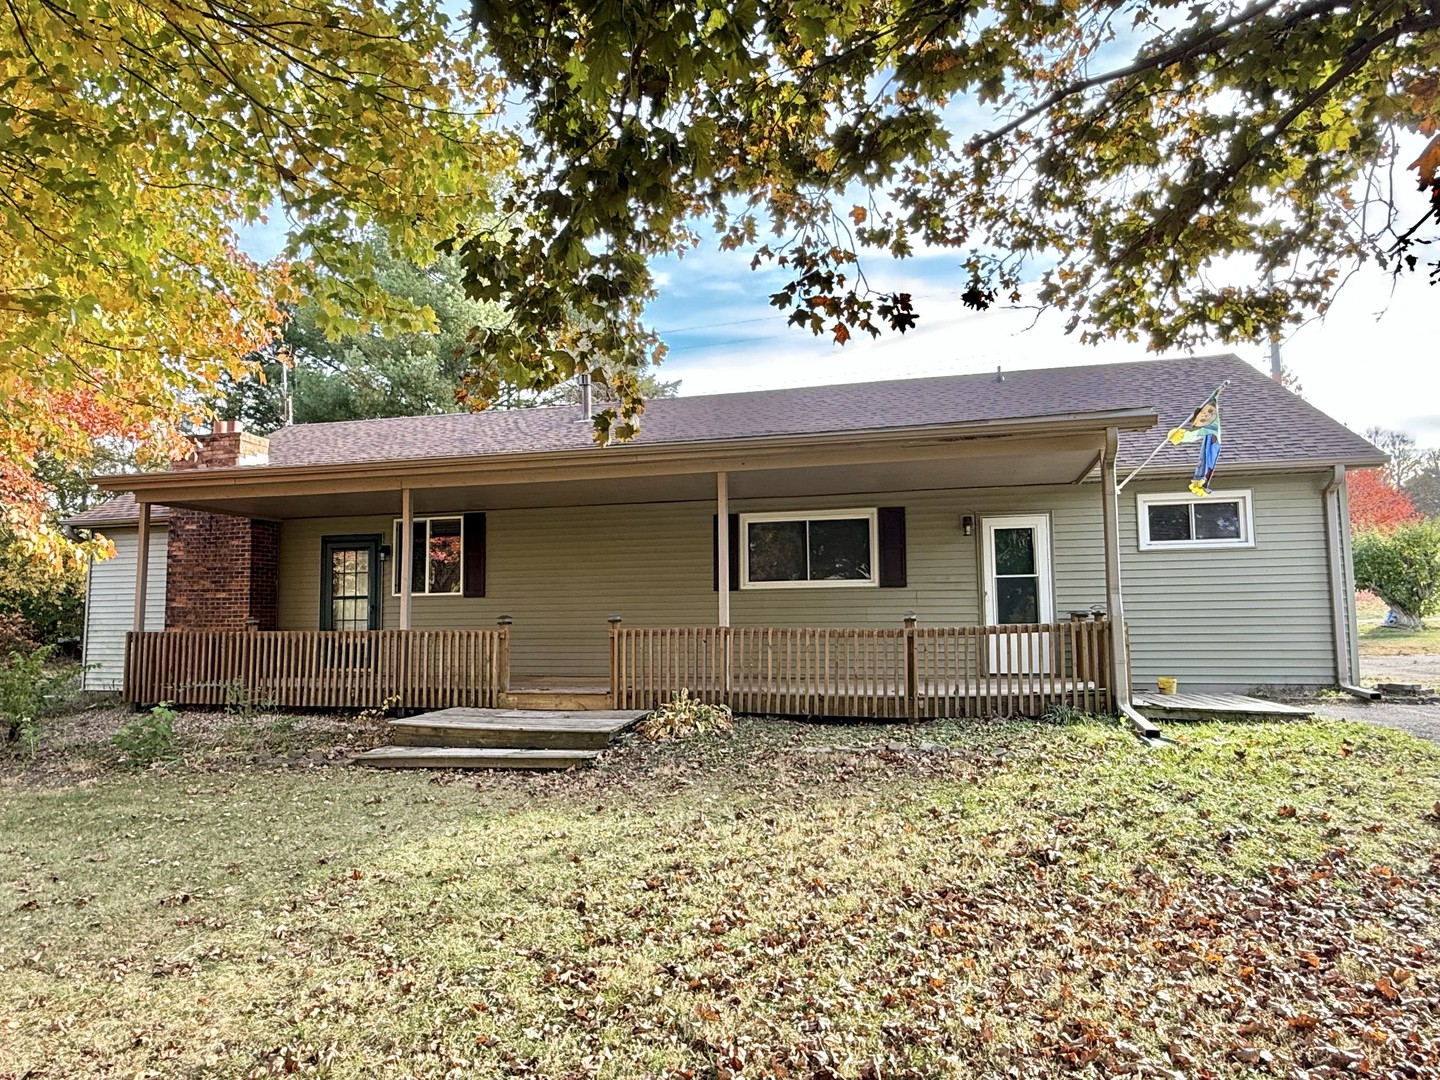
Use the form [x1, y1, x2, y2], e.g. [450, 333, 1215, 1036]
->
[1, 702, 385, 788]
[1361, 652, 1440, 686]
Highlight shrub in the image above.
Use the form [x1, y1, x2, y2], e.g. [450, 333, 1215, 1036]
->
[113, 703, 178, 765]
[0, 611, 32, 655]
[637, 688, 734, 741]
[1353, 519, 1440, 628]
[1040, 702, 1092, 725]
[0, 644, 80, 746]
[0, 536, 85, 645]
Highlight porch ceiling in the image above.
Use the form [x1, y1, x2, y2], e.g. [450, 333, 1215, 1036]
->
[123, 429, 1114, 520]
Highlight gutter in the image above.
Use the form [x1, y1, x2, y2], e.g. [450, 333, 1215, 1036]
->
[1323, 466, 1379, 700]
[91, 407, 1160, 499]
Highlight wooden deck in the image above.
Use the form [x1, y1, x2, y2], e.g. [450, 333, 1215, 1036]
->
[612, 620, 1113, 719]
[125, 621, 1116, 722]
[352, 706, 645, 770]
[1132, 692, 1314, 722]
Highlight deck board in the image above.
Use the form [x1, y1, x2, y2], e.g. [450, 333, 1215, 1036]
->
[379, 706, 644, 754]
[1132, 692, 1313, 722]
[351, 746, 600, 770]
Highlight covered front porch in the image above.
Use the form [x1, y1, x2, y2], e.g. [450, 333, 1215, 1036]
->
[123, 614, 1115, 719]
[112, 408, 1151, 722]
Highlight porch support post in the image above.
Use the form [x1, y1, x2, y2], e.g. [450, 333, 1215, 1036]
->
[399, 485, 413, 631]
[716, 471, 732, 699]
[1100, 428, 1135, 714]
[716, 471, 730, 628]
[133, 500, 152, 633]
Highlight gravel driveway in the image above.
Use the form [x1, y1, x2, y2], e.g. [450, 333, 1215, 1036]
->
[1360, 653, 1440, 686]
[1310, 698, 1440, 743]
[1300, 652, 1440, 743]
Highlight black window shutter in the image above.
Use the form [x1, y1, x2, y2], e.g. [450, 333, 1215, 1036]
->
[712, 513, 740, 592]
[462, 512, 486, 597]
[878, 506, 907, 588]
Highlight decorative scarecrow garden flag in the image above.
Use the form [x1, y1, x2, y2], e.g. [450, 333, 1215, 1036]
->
[1117, 380, 1231, 495]
[1167, 381, 1228, 496]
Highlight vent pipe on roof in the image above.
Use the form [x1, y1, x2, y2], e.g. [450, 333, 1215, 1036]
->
[995, 365, 1004, 383]
[577, 373, 593, 421]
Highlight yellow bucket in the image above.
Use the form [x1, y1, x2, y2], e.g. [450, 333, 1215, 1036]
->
[1156, 677, 1178, 696]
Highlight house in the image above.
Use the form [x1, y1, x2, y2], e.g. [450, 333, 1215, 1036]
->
[67, 354, 1383, 722]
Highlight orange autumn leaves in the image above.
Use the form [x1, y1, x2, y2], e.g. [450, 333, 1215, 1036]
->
[1349, 469, 1421, 535]
[2, 0, 506, 563]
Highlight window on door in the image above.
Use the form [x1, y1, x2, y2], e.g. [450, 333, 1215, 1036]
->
[982, 515, 1054, 625]
[321, 536, 381, 631]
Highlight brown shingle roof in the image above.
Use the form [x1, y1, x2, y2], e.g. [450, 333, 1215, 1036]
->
[63, 493, 170, 529]
[258, 354, 1380, 472]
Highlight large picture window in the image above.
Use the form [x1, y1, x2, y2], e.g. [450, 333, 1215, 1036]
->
[1137, 491, 1254, 551]
[392, 516, 464, 595]
[739, 509, 878, 589]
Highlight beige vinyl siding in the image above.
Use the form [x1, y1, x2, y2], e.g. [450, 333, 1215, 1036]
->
[1120, 473, 1336, 689]
[278, 487, 1111, 678]
[82, 526, 167, 691]
[276, 472, 1339, 688]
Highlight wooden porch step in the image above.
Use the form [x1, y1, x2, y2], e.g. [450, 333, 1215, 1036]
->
[499, 690, 613, 711]
[351, 745, 601, 770]
[388, 708, 644, 751]
[1131, 691, 1314, 723]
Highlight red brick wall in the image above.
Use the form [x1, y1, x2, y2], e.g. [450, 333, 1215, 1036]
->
[164, 427, 279, 631]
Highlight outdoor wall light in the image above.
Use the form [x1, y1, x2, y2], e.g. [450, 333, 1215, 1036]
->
[378, 544, 392, 562]
[961, 515, 975, 536]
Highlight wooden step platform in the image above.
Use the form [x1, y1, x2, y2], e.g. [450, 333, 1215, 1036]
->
[352, 746, 601, 770]
[389, 708, 644, 750]
[500, 678, 613, 712]
[352, 705, 645, 770]
[1132, 691, 1314, 723]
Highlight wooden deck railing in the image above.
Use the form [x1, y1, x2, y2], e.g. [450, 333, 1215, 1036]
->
[610, 619, 1112, 719]
[124, 629, 509, 710]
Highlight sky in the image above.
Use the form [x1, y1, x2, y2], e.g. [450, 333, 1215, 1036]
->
[236, 200, 1440, 450]
[638, 239, 1439, 445]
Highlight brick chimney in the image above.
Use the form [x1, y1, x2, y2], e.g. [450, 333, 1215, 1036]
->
[165, 421, 280, 631]
[172, 419, 271, 471]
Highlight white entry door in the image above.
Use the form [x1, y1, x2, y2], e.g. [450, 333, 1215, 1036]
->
[982, 515, 1054, 674]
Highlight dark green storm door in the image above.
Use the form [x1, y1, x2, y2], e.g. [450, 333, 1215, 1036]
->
[320, 535, 382, 631]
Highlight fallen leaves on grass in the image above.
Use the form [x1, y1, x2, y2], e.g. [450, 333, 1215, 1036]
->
[3, 718, 1440, 1079]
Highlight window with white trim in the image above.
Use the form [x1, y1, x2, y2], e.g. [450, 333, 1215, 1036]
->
[392, 516, 463, 595]
[739, 509, 878, 588]
[1137, 490, 1254, 550]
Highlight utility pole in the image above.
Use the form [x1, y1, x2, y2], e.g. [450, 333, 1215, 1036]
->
[1264, 269, 1284, 383]
[280, 358, 294, 426]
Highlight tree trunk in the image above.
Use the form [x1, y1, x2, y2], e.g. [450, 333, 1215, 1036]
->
[1389, 608, 1424, 630]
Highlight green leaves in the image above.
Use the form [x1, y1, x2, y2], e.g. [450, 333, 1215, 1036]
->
[1354, 519, 1440, 624]
[2, 0, 507, 555]
[469, 0, 1440, 379]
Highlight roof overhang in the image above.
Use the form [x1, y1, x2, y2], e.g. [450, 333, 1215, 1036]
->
[93, 408, 1160, 519]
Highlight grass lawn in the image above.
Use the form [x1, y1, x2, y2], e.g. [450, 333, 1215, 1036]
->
[1358, 622, 1440, 657]
[3, 712, 1440, 1078]
[1355, 590, 1389, 623]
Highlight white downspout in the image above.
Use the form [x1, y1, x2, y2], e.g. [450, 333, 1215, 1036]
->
[1323, 465, 1377, 699]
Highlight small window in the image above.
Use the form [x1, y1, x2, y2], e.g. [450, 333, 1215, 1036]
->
[393, 516, 464, 595]
[739, 510, 877, 589]
[1137, 491, 1254, 551]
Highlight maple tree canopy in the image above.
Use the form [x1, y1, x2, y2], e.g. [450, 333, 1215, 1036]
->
[464, 0, 1440, 433]
[1, 0, 507, 560]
